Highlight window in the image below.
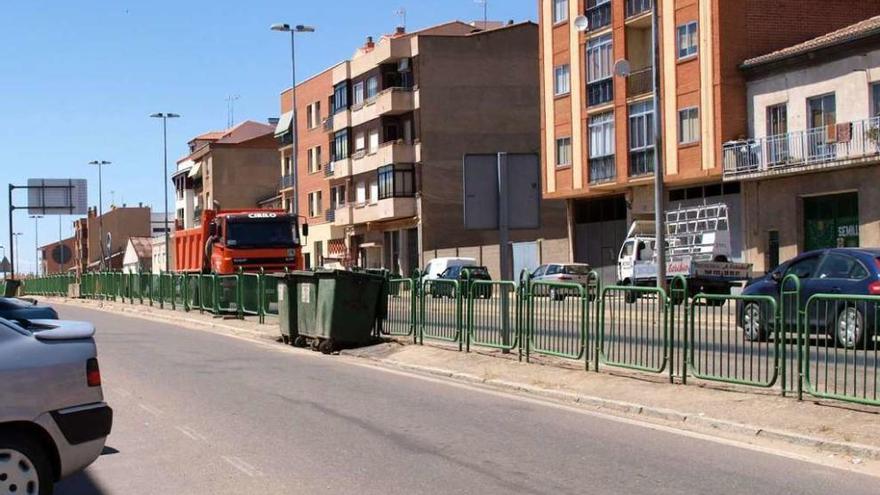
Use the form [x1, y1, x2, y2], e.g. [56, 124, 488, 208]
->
[808, 93, 836, 129]
[807, 93, 836, 160]
[552, 0, 568, 23]
[378, 164, 416, 199]
[333, 82, 349, 113]
[331, 185, 346, 209]
[354, 132, 366, 152]
[589, 112, 615, 183]
[817, 253, 868, 280]
[555, 137, 572, 167]
[306, 101, 321, 129]
[369, 179, 378, 204]
[366, 76, 379, 99]
[873, 83, 880, 117]
[368, 129, 380, 153]
[308, 146, 322, 173]
[784, 255, 821, 279]
[332, 130, 349, 161]
[766, 104, 788, 163]
[586, 34, 613, 83]
[677, 22, 698, 59]
[356, 181, 366, 204]
[629, 100, 655, 175]
[353, 81, 365, 106]
[554, 65, 570, 96]
[586, 0, 612, 31]
[678, 107, 699, 144]
[308, 191, 323, 218]
[284, 156, 292, 175]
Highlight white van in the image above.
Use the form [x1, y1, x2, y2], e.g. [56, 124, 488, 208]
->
[422, 257, 477, 281]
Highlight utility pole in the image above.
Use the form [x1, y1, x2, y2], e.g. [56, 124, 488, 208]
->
[150, 113, 180, 273]
[651, 1, 666, 290]
[475, 0, 488, 29]
[31, 215, 43, 276]
[88, 160, 111, 270]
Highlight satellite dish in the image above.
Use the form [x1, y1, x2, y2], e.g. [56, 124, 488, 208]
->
[573, 15, 589, 32]
[614, 59, 632, 78]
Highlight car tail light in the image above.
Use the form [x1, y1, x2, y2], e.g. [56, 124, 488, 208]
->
[869, 281, 880, 296]
[86, 358, 102, 387]
[558, 275, 572, 281]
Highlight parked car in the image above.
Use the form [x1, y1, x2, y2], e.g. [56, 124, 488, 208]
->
[421, 257, 477, 281]
[0, 297, 59, 321]
[0, 317, 113, 494]
[739, 248, 880, 348]
[531, 263, 595, 300]
[430, 265, 493, 299]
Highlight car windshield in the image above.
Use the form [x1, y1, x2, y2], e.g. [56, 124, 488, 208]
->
[463, 266, 489, 276]
[564, 265, 590, 275]
[226, 220, 297, 248]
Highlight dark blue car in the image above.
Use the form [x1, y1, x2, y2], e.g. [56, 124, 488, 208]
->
[0, 297, 59, 321]
[739, 248, 880, 349]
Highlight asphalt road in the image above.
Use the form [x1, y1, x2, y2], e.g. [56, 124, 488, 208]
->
[53, 304, 878, 495]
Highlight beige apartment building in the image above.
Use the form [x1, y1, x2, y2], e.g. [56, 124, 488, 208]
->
[724, 16, 880, 273]
[278, 21, 567, 278]
[538, 0, 880, 282]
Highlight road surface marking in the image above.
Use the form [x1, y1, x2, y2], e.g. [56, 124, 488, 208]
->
[175, 425, 208, 442]
[113, 387, 132, 398]
[138, 403, 164, 417]
[222, 456, 263, 477]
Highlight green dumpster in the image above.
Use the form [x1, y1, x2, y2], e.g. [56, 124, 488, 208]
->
[276, 271, 319, 346]
[312, 269, 385, 353]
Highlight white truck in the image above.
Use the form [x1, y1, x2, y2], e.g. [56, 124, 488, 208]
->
[616, 203, 752, 303]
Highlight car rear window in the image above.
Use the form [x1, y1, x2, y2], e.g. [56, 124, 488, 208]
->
[564, 265, 591, 275]
[464, 267, 489, 276]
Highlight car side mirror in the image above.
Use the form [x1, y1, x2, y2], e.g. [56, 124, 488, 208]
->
[208, 222, 218, 237]
[770, 271, 782, 282]
[301, 223, 309, 238]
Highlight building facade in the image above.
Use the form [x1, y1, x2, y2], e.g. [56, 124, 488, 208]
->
[724, 16, 880, 274]
[38, 237, 76, 275]
[122, 237, 152, 274]
[71, 206, 152, 272]
[172, 121, 280, 230]
[280, 21, 568, 278]
[538, 0, 880, 282]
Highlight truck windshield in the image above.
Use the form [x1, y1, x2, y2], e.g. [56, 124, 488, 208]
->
[226, 220, 297, 248]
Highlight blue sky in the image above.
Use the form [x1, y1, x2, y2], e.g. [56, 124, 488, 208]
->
[0, 0, 536, 273]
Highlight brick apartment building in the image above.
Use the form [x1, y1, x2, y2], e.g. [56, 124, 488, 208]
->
[538, 0, 880, 283]
[72, 205, 152, 273]
[38, 237, 76, 275]
[173, 121, 279, 230]
[277, 21, 568, 278]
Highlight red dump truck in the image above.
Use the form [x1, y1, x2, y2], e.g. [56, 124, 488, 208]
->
[174, 209, 307, 274]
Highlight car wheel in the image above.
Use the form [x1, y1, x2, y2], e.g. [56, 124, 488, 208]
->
[741, 302, 766, 342]
[0, 433, 53, 495]
[835, 307, 864, 349]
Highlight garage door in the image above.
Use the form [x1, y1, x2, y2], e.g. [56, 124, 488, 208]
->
[573, 196, 627, 286]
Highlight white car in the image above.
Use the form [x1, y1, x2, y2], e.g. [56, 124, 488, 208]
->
[0, 317, 112, 495]
[421, 257, 477, 281]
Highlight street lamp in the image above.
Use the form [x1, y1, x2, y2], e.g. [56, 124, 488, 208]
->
[88, 160, 111, 269]
[12, 233, 23, 275]
[271, 23, 315, 220]
[30, 215, 43, 276]
[150, 112, 181, 272]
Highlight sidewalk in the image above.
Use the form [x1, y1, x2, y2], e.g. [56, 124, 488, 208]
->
[44, 296, 880, 465]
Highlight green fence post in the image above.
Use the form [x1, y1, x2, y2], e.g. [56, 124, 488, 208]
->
[780, 274, 801, 399]
[236, 269, 244, 320]
[258, 268, 266, 324]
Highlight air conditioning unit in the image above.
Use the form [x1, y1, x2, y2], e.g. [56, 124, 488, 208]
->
[398, 58, 411, 72]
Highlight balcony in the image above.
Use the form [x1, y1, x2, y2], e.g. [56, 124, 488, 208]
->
[332, 109, 351, 132]
[352, 142, 419, 176]
[626, 67, 653, 97]
[352, 197, 417, 224]
[324, 208, 335, 223]
[626, 0, 652, 19]
[280, 174, 295, 190]
[333, 204, 353, 226]
[587, 79, 613, 107]
[722, 116, 880, 180]
[351, 87, 417, 127]
[585, 2, 612, 32]
[629, 148, 655, 177]
[323, 115, 333, 131]
[328, 157, 352, 178]
[589, 155, 616, 184]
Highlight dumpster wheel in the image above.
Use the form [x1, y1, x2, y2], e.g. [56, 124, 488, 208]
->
[292, 336, 307, 348]
[318, 339, 336, 355]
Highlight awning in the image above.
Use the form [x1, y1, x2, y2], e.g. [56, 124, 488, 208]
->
[274, 111, 293, 137]
[187, 162, 202, 178]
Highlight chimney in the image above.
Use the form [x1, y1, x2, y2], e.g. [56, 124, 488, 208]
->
[364, 36, 375, 51]
[395, 26, 405, 35]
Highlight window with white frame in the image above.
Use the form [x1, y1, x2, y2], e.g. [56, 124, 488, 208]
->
[587, 34, 613, 83]
[872, 83, 880, 117]
[308, 191, 323, 218]
[366, 76, 379, 99]
[368, 129, 380, 153]
[554, 65, 570, 96]
[356, 181, 366, 204]
[552, 0, 568, 23]
[677, 22, 698, 59]
[355, 132, 366, 152]
[589, 112, 614, 159]
[331, 185, 346, 209]
[353, 81, 365, 106]
[369, 179, 378, 204]
[678, 107, 699, 144]
[306, 101, 321, 129]
[308, 146, 322, 173]
[555, 137, 572, 167]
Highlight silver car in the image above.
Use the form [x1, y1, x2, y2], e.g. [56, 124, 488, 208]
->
[0, 317, 112, 495]
[530, 263, 595, 300]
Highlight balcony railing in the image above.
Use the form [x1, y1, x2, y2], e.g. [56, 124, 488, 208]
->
[626, 0, 652, 18]
[280, 174, 295, 190]
[627, 67, 653, 97]
[589, 155, 616, 184]
[585, 2, 611, 31]
[629, 148, 655, 177]
[324, 208, 335, 223]
[722, 116, 880, 179]
[587, 78, 613, 107]
[324, 162, 335, 177]
[323, 116, 333, 131]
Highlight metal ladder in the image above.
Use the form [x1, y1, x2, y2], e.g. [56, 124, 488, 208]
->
[665, 203, 729, 258]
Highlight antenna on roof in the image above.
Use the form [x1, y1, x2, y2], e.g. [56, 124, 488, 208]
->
[395, 7, 406, 30]
[225, 94, 240, 129]
[475, 0, 488, 30]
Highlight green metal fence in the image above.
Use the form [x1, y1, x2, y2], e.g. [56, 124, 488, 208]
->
[526, 280, 589, 365]
[598, 285, 668, 374]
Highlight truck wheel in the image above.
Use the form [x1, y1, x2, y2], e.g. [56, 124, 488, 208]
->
[0, 432, 54, 495]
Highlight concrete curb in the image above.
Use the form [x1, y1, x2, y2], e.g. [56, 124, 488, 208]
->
[46, 296, 880, 462]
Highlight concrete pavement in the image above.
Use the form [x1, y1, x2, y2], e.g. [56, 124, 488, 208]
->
[53, 304, 880, 494]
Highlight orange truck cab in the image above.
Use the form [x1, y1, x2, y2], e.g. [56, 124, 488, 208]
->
[174, 209, 306, 274]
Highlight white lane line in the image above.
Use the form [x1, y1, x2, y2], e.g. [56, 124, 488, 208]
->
[138, 403, 164, 417]
[113, 388, 132, 398]
[222, 456, 263, 477]
[175, 425, 208, 442]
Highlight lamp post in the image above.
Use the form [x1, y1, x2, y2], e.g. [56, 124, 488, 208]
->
[150, 112, 181, 272]
[30, 215, 43, 276]
[88, 160, 111, 270]
[12, 233, 22, 275]
[271, 23, 315, 220]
